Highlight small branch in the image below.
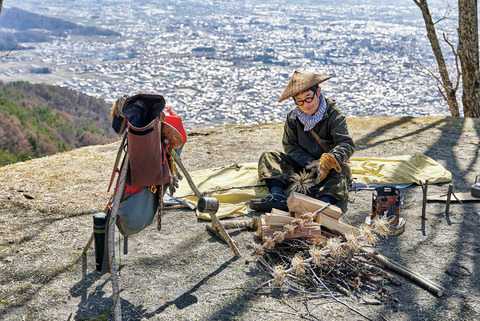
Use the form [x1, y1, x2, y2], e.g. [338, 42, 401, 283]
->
[408, 53, 444, 85]
[433, 16, 447, 25]
[0, 40, 20, 59]
[311, 268, 374, 321]
[442, 32, 461, 93]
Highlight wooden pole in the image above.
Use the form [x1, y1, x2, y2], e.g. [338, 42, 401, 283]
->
[169, 150, 201, 198]
[420, 179, 429, 235]
[220, 219, 254, 230]
[169, 149, 241, 257]
[366, 250, 445, 297]
[82, 233, 94, 255]
[209, 213, 242, 257]
[445, 183, 453, 216]
[108, 154, 129, 321]
[107, 133, 127, 193]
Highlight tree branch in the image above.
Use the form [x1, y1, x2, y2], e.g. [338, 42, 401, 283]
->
[412, 0, 459, 116]
[0, 40, 21, 59]
[443, 32, 461, 93]
[407, 51, 444, 85]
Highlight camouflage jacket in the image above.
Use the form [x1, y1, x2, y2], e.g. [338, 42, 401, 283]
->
[282, 98, 355, 168]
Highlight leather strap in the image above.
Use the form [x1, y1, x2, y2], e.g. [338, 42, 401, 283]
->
[157, 185, 163, 231]
[310, 130, 334, 153]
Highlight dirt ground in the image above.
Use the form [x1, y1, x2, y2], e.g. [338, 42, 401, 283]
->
[0, 116, 479, 321]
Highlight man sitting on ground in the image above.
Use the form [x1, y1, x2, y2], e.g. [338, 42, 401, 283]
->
[249, 70, 355, 212]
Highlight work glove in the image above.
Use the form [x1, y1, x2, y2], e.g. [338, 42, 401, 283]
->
[305, 153, 342, 184]
[169, 174, 179, 195]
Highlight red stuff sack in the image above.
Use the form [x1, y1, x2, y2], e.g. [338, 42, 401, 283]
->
[164, 107, 187, 143]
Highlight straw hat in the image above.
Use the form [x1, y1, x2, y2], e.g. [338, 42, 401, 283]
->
[278, 71, 332, 102]
[161, 121, 183, 150]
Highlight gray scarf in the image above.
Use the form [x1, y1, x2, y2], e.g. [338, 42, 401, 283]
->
[290, 92, 327, 131]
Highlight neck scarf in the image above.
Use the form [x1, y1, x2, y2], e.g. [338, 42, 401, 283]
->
[290, 92, 327, 131]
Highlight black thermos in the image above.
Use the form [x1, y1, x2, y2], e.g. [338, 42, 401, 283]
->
[93, 212, 107, 272]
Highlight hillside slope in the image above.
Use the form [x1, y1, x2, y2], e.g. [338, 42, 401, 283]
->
[0, 7, 120, 50]
[0, 81, 117, 166]
[0, 116, 479, 320]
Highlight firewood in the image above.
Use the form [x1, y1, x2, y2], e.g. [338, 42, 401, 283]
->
[316, 213, 359, 236]
[287, 192, 343, 220]
[265, 213, 295, 227]
[365, 249, 445, 297]
[250, 216, 260, 230]
[262, 226, 324, 242]
[270, 208, 291, 216]
[221, 219, 254, 230]
[257, 216, 267, 238]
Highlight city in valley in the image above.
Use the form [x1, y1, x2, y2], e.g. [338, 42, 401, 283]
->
[0, 0, 457, 129]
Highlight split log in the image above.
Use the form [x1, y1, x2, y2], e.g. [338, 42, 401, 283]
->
[287, 192, 343, 220]
[317, 213, 359, 236]
[262, 226, 325, 242]
[257, 216, 267, 238]
[257, 215, 327, 244]
[270, 208, 291, 216]
[265, 213, 322, 228]
[265, 213, 295, 227]
[250, 216, 260, 230]
[365, 250, 445, 297]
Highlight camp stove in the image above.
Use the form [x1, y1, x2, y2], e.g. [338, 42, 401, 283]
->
[365, 186, 405, 236]
[471, 175, 480, 198]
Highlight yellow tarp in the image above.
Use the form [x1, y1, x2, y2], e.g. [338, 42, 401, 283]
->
[175, 163, 268, 220]
[349, 152, 451, 185]
[175, 153, 451, 220]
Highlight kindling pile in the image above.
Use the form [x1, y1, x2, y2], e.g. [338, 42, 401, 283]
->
[252, 192, 445, 304]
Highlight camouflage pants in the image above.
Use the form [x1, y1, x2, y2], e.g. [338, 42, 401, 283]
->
[257, 150, 351, 203]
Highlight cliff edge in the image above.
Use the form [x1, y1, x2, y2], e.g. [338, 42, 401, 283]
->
[1, 116, 479, 321]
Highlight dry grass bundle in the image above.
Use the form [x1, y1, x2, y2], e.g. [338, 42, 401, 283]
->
[288, 170, 315, 194]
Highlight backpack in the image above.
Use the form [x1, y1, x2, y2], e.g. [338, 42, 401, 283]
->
[107, 185, 159, 237]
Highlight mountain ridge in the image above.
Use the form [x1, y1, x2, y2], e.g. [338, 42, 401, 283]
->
[0, 7, 121, 50]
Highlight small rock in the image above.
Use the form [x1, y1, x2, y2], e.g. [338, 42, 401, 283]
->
[446, 263, 472, 277]
[23, 193, 35, 200]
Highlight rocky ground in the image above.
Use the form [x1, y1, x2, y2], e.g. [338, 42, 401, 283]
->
[0, 116, 479, 321]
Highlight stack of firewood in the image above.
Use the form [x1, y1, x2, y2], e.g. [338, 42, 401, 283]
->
[257, 192, 358, 244]
[253, 192, 446, 303]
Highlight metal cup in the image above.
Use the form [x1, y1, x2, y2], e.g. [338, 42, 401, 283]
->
[197, 196, 219, 214]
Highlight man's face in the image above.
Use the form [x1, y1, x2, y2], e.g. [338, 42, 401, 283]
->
[294, 87, 321, 115]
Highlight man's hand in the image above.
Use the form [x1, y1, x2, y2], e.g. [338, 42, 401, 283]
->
[305, 153, 342, 184]
[306, 159, 321, 172]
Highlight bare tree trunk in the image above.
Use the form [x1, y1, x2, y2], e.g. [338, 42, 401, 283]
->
[0, 1, 3, 15]
[458, 0, 480, 117]
[414, 0, 460, 117]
